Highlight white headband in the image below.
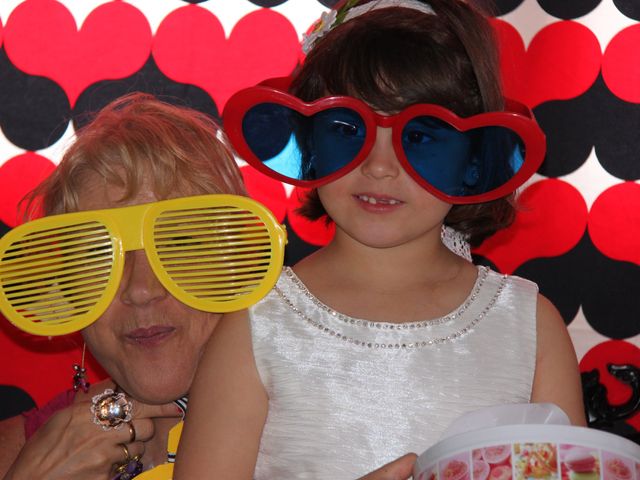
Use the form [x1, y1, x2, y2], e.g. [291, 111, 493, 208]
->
[343, 0, 434, 22]
[302, 0, 435, 54]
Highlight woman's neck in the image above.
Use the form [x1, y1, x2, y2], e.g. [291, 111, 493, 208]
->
[143, 416, 182, 469]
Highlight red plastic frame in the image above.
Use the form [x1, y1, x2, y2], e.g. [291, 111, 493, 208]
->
[223, 84, 546, 204]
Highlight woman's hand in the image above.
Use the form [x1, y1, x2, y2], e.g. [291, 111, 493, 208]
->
[357, 453, 417, 480]
[2, 384, 181, 480]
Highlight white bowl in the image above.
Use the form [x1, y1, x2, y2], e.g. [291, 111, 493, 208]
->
[414, 425, 640, 480]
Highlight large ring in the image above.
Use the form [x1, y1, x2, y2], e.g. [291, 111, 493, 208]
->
[90, 388, 133, 430]
[127, 422, 137, 443]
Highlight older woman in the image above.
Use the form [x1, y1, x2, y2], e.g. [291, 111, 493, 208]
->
[0, 93, 417, 480]
[0, 93, 247, 479]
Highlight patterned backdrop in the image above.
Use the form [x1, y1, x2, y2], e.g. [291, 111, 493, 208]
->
[0, 0, 639, 442]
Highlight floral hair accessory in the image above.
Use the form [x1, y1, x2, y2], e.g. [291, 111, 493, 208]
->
[302, 0, 435, 54]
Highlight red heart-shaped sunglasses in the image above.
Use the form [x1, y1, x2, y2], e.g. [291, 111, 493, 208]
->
[223, 79, 546, 204]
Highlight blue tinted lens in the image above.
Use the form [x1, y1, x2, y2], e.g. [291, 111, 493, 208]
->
[311, 108, 366, 178]
[242, 104, 366, 182]
[402, 117, 525, 197]
[243, 103, 307, 180]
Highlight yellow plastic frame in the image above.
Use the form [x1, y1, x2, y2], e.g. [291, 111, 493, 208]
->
[135, 421, 183, 479]
[0, 194, 286, 336]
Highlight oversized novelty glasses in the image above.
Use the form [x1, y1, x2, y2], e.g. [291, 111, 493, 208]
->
[0, 195, 286, 336]
[223, 86, 546, 204]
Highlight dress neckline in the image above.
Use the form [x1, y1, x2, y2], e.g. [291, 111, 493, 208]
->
[281, 265, 490, 328]
[275, 265, 508, 349]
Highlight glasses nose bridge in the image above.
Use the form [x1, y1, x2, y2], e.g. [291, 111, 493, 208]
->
[373, 111, 396, 129]
[110, 203, 147, 253]
[369, 112, 400, 150]
[364, 110, 398, 150]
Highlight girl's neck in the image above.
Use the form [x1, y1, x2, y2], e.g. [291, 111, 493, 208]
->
[293, 226, 478, 323]
[305, 226, 464, 288]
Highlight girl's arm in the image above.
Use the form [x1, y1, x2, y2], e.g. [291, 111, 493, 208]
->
[530, 294, 587, 426]
[174, 309, 268, 480]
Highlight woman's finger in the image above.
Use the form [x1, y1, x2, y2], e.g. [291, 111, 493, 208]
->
[112, 440, 145, 464]
[103, 418, 154, 444]
[110, 441, 146, 477]
[130, 401, 184, 420]
[126, 420, 138, 443]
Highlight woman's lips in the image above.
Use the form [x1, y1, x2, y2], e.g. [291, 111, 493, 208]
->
[125, 326, 176, 346]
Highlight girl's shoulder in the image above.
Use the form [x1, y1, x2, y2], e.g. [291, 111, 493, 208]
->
[493, 268, 539, 292]
[482, 268, 540, 313]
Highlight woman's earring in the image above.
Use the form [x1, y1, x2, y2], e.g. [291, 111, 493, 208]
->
[72, 343, 91, 393]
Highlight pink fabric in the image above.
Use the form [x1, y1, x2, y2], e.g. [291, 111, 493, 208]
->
[22, 389, 76, 439]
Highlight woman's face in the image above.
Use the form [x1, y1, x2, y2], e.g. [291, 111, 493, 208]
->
[78, 172, 221, 404]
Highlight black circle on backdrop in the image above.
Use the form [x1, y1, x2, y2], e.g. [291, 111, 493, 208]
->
[0, 220, 9, 239]
[0, 50, 70, 151]
[613, 0, 640, 20]
[538, 0, 601, 19]
[493, 0, 525, 16]
[535, 74, 640, 180]
[247, 0, 290, 6]
[318, 0, 342, 7]
[0, 386, 36, 421]
[74, 56, 219, 131]
[509, 232, 640, 339]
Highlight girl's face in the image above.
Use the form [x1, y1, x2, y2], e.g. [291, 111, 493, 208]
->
[317, 125, 452, 249]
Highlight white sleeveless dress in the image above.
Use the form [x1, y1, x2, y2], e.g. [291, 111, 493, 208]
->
[249, 266, 538, 479]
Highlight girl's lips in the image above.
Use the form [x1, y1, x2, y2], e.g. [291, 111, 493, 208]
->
[125, 326, 176, 345]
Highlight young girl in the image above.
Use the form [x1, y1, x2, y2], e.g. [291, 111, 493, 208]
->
[175, 1, 586, 478]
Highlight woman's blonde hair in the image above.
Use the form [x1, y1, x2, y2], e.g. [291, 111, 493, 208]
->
[28, 92, 246, 217]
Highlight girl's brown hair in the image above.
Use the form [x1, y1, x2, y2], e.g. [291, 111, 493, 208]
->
[291, 0, 515, 246]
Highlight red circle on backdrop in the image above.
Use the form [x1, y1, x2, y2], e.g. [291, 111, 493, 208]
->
[0, 153, 56, 227]
[153, 6, 300, 110]
[589, 183, 640, 266]
[493, 19, 601, 108]
[473, 179, 588, 273]
[603, 24, 640, 103]
[0, 318, 107, 407]
[4, 0, 152, 106]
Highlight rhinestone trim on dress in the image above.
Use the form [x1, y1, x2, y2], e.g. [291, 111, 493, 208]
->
[275, 267, 508, 349]
[284, 266, 489, 329]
